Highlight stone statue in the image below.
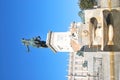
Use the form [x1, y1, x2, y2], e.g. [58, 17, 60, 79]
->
[21, 36, 48, 52]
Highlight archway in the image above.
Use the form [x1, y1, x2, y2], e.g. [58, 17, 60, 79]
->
[89, 17, 98, 44]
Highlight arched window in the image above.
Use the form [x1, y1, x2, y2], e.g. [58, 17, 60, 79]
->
[90, 17, 98, 30]
[90, 17, 98, 39]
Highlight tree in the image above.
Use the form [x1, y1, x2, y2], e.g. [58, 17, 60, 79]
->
[78, 11, 85, 23]
[78, 0, 95, 10]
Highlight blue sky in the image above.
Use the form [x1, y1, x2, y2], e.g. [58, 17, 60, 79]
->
[0, 0, 80, 80]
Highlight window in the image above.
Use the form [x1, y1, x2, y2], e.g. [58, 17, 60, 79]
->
[75, 61, 78, 64]
[75, 67, 78, 70]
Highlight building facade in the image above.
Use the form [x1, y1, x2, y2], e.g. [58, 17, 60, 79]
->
[46, 31, 74, 52]
[67, 52, 104, 80]
[46, 0, 120, 79]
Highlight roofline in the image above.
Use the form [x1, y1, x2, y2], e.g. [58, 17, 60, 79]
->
[46, 31, 57, 53]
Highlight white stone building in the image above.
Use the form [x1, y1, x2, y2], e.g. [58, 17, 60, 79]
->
[67, 52, 103, 80]
[46, 31, 74, 52]
[46, 0, 120, 80]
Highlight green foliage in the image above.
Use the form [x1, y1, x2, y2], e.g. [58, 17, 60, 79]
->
[78, 11, 85, 23]
[78, 0, 95, 10]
